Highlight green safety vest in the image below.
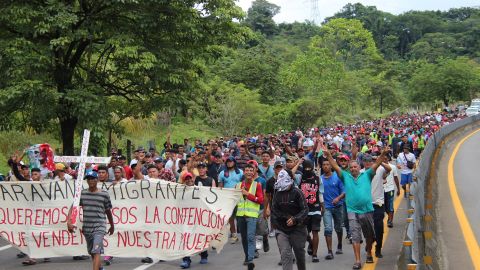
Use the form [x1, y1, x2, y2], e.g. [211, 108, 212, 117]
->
[418, 136, 425, 149]
[388, 134, 394, 146]
[236, 181, 260, 218]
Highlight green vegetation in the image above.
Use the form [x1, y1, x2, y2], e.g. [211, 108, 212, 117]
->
[0, 1, 479, 156]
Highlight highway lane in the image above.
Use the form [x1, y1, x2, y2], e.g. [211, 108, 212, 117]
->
[0, 209, 407, 270]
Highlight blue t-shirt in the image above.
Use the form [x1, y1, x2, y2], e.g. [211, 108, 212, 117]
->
[219, 169, 244, 188]
[340, 168, 374, 214]
[258, 165, 274, 180]
[321, 172, 344, 209]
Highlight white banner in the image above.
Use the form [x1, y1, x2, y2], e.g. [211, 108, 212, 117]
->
[0, 180, 240, 260]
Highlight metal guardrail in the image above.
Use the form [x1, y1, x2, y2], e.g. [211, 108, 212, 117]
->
[403, 114, 480, 270]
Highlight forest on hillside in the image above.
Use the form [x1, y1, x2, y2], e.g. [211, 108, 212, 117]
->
[0, 1, 479, 154]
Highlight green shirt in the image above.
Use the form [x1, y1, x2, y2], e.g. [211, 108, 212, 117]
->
[339, 168, 374, 214]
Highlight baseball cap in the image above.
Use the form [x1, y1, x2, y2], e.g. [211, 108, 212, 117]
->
[338, 154, 350, 161]
[197, 162, 207, 168]
[274, 160, 285, 168]
[247, 160, 258, 168]
[362, 154, 373, 162]
[154, 157, 163, 163]
[85, 171, 98, 180]
[183, 172, 194, 180]
[55, 163, 66, 171]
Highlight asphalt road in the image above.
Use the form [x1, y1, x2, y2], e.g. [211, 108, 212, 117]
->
[437, 127, 480, 269]
[0, 210, 407, 270]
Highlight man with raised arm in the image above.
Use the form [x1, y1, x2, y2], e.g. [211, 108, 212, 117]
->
[324, 146, 390, 269]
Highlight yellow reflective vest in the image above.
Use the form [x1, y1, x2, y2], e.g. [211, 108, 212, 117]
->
[236, 181, 260, 218]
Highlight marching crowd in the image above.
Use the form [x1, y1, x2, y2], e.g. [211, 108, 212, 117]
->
[2, 110, 465, 270]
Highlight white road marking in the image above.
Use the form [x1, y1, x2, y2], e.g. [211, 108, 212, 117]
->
[132, 259, 160, 270]
[0, 245, 12, 251]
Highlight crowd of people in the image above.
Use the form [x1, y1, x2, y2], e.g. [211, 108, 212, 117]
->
[2, 110, 466, 270]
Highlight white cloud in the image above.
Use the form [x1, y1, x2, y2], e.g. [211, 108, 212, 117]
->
[236, 0, 480, 23]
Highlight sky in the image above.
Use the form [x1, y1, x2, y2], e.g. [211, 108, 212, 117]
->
[236, 0, 480, 23]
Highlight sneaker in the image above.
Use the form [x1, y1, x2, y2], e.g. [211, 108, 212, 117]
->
[269, 231, 275, 238]
[263, 238, 270, 252]
[180, 259, 191, 269]
[312, 256, 319, 262]
[247, 262, 255, 270]
[387, 220, 393, 228]
[325, 253, 334, 260]
[17, 252, 27, 258]
[200, 258, 208, 264]
[366, 256, 374, 263]
[336, 249, 343, 255]
[141, 257, 153, 263]
[73, 255, 89, 260]
[278, 261, 282, 266]
[254, 250, 259, 259]
[230, 233, 239, 244]
[104, 256, 113, 265]
[99, 267, 104, 270]
[375, 250, 383, 258]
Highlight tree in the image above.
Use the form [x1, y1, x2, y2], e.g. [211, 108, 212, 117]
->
[244, 0, 280, 37]
[190, 76, 265, 135]
[315, 18, 382, 70]
[324, 3, 397, 59]
[214, 43, 290, 104]
[0, 0, 247, 154]
[409, 58, 480, 106]
[408, 33, 465, 61]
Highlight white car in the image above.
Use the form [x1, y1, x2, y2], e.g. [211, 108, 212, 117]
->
[471, 99, 480, 108]
[466, 106, 480, 117]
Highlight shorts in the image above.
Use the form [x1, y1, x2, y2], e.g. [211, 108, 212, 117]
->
[305, 214, 322, 232]
[384, 191, 395, 213]
[84, 232, 105, 255]
[401, 173, 413, 186]
[348, 212, 375, 244]
[323, 205, 344, 236]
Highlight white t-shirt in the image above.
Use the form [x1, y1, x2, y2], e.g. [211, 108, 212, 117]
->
[53, 174, 73, 181]
[397, 152, 416, 174]
[383, 163, 399, 192]
[371, 166, 386, 206]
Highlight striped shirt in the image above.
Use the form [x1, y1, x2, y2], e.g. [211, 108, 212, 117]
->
[79, 189, 112, 234]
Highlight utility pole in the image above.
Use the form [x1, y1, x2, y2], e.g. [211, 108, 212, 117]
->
[310, 0, 320, 24]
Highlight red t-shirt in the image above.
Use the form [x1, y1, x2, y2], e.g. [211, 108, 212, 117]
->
[239, 181, 264, 205]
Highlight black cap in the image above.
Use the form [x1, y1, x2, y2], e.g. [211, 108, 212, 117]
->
[197, 162, 207, 168]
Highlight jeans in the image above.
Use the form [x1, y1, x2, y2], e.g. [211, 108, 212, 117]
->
[373, 205, 385, 251]
[276, 227, 307, 270]
[237, 216, 257, 262]
[323, 205, 344, 236]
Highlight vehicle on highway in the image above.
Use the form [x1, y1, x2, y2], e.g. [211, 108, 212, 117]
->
[465, 106, 479, 117]
[471, 99, 480, 108]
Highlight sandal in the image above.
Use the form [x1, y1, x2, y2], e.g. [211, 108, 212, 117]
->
[352, 262, 362, 269]
[22, 259, 37, 265]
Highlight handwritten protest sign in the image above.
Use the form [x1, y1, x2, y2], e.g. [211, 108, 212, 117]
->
[0, 180, 240, 260]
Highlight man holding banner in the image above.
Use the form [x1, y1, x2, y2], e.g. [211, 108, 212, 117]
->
[67, 171, 115, 270]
